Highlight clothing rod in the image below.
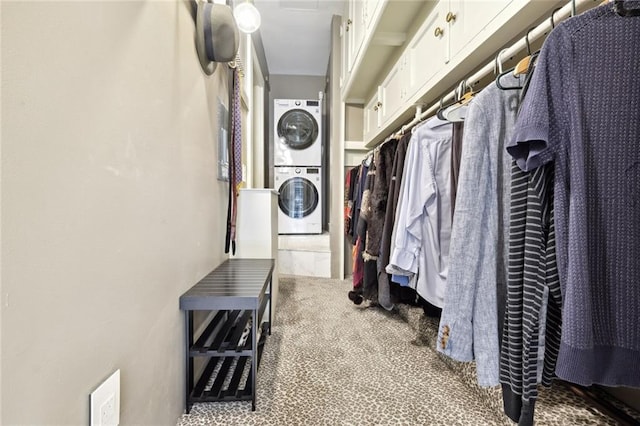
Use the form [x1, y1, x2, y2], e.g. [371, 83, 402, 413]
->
[395, 0, 596, 137]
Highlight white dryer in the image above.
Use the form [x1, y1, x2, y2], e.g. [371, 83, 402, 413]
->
[275, 166, 322, 234]
[274, 99, 322, 166]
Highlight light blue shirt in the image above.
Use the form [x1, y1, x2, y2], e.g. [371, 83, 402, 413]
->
[387, 117, 452, 308]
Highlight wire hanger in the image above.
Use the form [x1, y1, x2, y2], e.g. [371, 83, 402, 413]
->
[495, 48, 521, 91]
[436, 97, 448, 121]
[437, 80, 473, 122]
[550, 7, 562, 30]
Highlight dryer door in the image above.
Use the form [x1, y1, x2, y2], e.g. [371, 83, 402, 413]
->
[278, 176, 319, 218]
[276, 109, 319, 150]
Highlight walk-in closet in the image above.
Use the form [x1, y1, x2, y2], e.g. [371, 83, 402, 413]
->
[2, 0, 639, 424]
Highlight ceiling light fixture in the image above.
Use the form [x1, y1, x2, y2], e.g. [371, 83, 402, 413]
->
[234, 1, 261, 33]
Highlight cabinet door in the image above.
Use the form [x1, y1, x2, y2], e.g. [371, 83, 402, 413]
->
[407, 0, 449, 94]
[447, 0, 513, 56]
[364, 90, 382, 142]
[347, 0, 366, 72]
[364, 0, 383, 30]
[380, 54, 407, 124]
[341, 16, 349, 88]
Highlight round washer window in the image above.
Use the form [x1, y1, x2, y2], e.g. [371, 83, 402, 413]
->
[278, 177, 319, 218]
[277, 109, 319, 150]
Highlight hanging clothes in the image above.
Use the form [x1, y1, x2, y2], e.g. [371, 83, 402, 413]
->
[386, 117, 453, 308]
[359, 151, 378, 302]
[365, 139, 398, 259]
[506, 3, 640, 387]
[378, 133, 412, 308]
[450, 122, 464, 218]
[500, 162, 562, 426]
[350, 156, 372, 299]
[344, 166, 359, 239]
[362, 138, 399, 308]
[437, 73, 523, 387]
[351, 156, 370, 246]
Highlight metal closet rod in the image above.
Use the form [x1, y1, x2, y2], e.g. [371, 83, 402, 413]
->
[393, 0, 595, 138]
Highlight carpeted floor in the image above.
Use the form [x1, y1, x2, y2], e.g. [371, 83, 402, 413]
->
[177, 275, 639, 426]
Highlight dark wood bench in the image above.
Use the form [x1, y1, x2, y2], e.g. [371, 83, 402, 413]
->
[179, 258, 274, 412]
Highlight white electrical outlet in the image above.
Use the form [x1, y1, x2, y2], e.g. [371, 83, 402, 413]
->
[90, 370, 120, 426]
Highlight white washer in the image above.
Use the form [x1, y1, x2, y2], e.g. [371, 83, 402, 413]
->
[274, 99, 322, 166]
[275, 166, 322, 234]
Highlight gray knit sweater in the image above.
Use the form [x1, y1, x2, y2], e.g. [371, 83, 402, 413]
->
[507, 2, 640, 387]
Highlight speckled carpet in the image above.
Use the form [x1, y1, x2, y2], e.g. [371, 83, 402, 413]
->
[177, 276, 640, 426]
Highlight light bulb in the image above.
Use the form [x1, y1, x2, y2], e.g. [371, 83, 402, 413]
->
[234, 2, 261, 34]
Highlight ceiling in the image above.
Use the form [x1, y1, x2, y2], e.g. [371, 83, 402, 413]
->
[252, 0, 346, 76]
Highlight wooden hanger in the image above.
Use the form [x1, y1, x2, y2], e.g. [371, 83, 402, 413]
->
[513, 27, 536, 77]
[513, 57, 531, 77]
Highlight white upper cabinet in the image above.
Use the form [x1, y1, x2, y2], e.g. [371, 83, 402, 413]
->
[345, 0, 564, 145]
[363, 88, 382, 143]
[347, 0, 366, 73]
[342, 0, 427, 103]
[380, 53, 408, 123]
[447, 0, 513, 56]
[408, 1, 449, 96]
[364, 0, 383, 30]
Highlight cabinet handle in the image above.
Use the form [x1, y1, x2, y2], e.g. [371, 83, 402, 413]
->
[376, 101, 383, 108]
[446, 12, 457, 23]
[434, 27, 444, 37]
[373, 105, 378, 111]
[346, 18, 352, 31]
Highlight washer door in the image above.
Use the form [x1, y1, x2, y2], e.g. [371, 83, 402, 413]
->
[278, 177, 319, 218]
[277, 109, 319, 150]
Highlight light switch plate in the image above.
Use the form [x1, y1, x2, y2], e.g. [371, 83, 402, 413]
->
[90, 369, 120, 426]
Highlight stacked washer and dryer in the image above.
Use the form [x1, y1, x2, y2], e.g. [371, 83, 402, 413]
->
[273, 99, 323, 234]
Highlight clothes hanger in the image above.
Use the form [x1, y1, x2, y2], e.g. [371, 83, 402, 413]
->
[550, 7, 562, 30]
[437, 80, 473, 122]
[436, 97, 449, 121]
[514, 7, 554, 99]
[495, 48, 521, 91]
[613, 0, 640, 16]
[518, 51, 540, 101]
[444, 91, 473, 122]
[513, 27, 536, 77]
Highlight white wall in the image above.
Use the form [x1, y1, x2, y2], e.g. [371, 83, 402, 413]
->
[328, 16, 345, 279]
[252, 47, 266, 189]
[1, 1, 230, 424]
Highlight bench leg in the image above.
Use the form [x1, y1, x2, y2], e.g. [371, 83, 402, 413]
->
[185, 310, 194, 414]
[268, 276, 273, 336]
[252, 307, 258, 411]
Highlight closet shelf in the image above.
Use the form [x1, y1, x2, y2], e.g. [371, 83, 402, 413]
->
[354, 0, 569, 148]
